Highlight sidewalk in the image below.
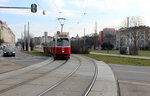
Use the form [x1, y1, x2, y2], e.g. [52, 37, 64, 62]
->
[88, 60, 118, 96]
[90, 52, 150, 60]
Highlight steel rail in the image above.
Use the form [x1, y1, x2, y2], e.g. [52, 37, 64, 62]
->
[0, 60, 67, 94]
[0, 58, 54, 81]
[82, 59, 98, 96]
[37, 56, 81, 96]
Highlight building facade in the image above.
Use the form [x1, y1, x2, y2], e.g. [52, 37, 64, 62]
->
[33, 32, 52, 47]
[0, 20, 15, 46]
[99, 28, 116, 49]
[117, 26, 150, 50]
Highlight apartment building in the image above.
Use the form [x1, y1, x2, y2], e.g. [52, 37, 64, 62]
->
[117, 26, 150, 50]
[99, 28, 116, 49]
[0, 20, 15, 46]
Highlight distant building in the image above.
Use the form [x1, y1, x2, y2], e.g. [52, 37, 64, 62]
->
[0, 20, 15, 46]
[33, 34, 52, 47]
[33, 37, 42, 45]
[117, 26, 150, 50]
[99, 28, 116, 49]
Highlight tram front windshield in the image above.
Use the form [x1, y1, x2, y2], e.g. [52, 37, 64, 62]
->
[57, 38, 69, 46]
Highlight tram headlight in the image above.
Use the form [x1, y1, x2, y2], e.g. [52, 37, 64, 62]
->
[62, 50, 64, 53]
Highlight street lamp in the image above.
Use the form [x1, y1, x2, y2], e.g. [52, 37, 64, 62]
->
[57, 18, 66, 33]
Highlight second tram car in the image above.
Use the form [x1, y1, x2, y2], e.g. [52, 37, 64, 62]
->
[43, 32, 70, 60]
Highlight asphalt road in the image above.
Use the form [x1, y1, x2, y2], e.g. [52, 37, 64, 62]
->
[110, 64, 150, 96]
[0, 49, 48, 66]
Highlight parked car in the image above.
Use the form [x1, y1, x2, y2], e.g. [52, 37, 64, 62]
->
[3, 46, 15, 57]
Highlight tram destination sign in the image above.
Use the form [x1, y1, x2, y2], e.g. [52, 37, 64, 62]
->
[59, 35, 67, 37]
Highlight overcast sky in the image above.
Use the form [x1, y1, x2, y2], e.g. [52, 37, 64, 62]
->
[1, 0, 150, 41]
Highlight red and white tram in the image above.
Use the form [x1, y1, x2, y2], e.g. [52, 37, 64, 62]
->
[43, 32, 70, 60]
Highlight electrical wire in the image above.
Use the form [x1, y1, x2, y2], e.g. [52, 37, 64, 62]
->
[50, 0, 90, 32]
[34, 0, 44, 10]
[52, 0, 62, 16]
[75, 0, 89, 25]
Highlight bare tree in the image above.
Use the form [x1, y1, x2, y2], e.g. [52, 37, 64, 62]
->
[130, 16, 143, 27]
[142, 26, 150, 50]
[92, 33, 99, 50]
[122, 16, 144, 27]
[145, 30, 150, 49]
[117, 28, 129, 54]
[129, 27, 142, 54]
[120, 16, 145, 54]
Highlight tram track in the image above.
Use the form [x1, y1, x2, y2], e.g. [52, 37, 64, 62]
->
[0, 58, 53, 81]
[39, 55, 97, 96]
[0, 55, 98, 96]
[0, 56, 80, 96]
[37, 56, 81, 96]
[82, 57, 98, 96]
[0, 59, 67, 94]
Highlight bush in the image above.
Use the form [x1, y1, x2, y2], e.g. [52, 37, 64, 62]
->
[120, 47, 127, 54]
[101, 42, 114, 50]
[71, 41, 89, 54]
[129, 46, 138, 55]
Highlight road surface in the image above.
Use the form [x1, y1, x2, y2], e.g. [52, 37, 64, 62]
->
[0, 49, 48, 66]
[110, 64, 150, 96]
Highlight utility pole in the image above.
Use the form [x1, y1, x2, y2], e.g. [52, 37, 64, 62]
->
[0, 27, 1, 40]
[24, 25, 26, 51]
[127, 17, 130, 54]
[27, 22, 30, 51]
[0, 23, 3, 45]
[94, 21, 98, 50]
[119, 30, 121, 54]
[127, 17, 129, 28]
[83, 28, 86, 52]
[21, 32, 23, 50]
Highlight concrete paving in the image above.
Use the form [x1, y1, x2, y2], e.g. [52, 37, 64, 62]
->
[41, 55, 96, 96]
[0, 52, 118, 96]
[0, 58, 53, 80]
[0, 58, 25, 74]
[88, 60, 118, 96]
[0, 57, 80, 96]
[90, 52, 150, 59]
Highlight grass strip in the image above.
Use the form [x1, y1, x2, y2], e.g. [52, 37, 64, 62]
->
[91, 50, 119, 54]
[91, 50, 150, 57]
[83, 54, 150, 66]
